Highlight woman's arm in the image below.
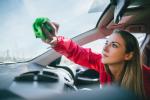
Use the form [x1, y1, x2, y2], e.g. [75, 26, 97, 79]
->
[40, 21, 103, 72]
[52, 36, 103, 72]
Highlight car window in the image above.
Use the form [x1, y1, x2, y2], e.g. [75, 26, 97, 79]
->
[132, 33, 146, 46]
[0, 0, 110, 63]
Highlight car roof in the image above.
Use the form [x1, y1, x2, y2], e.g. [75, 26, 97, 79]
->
[97, 0, 150, 33]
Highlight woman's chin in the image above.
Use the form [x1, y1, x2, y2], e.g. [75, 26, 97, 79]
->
[102, 59, 108, 64]
[102, 58, 112, 64]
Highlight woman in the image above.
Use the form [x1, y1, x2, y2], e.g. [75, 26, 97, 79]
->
[41, 22, 150, 98]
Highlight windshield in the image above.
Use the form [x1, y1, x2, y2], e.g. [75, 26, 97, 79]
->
[0, 0, 109, 63]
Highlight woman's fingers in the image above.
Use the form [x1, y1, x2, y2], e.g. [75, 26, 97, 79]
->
[46, 22, 58, 36]
[51, 22, 59, 32]
[42, 39, 50, 44]
[41, 21, 59, 44]
[41, 25, 53, 40]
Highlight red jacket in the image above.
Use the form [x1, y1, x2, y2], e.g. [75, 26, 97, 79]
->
[53, 36, 150, 96]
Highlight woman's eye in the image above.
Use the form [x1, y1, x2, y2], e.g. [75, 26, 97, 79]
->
[112, 44, 118, 48]
[105, 42, 108, 45]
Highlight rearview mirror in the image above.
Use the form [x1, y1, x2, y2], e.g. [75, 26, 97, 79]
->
[110, 0, 130, 23]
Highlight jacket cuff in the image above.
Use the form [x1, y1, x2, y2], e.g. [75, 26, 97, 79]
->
[52, 36, 64, 48]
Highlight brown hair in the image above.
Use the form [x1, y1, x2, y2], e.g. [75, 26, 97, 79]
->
[105, 29, 145, 97]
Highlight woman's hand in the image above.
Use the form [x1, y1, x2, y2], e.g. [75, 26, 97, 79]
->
[41, 22, 59, 45]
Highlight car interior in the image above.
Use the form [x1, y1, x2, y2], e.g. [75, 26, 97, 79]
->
[0, 0, 150, 100]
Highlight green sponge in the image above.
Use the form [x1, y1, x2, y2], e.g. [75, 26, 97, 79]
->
[33, 17, 53, 40]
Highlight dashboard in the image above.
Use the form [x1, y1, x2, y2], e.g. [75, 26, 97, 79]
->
[0, 62, 76, 100]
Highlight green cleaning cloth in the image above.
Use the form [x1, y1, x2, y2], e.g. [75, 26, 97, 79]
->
[33, 17, 53, 40]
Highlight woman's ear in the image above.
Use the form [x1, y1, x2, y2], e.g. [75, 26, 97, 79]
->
[124, 52, 134, 61]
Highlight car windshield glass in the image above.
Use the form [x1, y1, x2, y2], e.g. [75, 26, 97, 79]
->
[0, 0, 109, 64]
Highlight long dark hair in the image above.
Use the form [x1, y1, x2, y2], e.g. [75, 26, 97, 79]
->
[105, 29, 145, 97]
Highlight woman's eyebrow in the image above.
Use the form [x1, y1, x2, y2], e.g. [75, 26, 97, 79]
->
[106, 40, 121, 46]
[112, 41, 121, 45]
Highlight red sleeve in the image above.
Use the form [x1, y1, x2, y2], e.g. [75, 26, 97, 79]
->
[53, 36, 104, 72]
[143, 65, 150, 96]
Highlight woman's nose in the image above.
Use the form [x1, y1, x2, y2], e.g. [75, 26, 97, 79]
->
[103, 44, 110, 52]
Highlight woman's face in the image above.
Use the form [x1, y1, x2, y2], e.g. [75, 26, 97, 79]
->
[102, 33, 127, 65]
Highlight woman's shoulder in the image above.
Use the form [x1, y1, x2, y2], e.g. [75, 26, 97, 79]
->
[142, 65, 150, 97]
[142, 64, 150, 73]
